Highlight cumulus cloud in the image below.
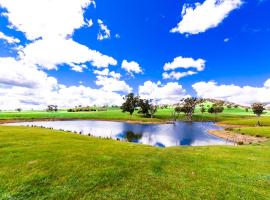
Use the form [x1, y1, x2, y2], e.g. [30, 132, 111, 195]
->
[93, 69, 121, 79]
[192, 80, 270, 105]
[0, 84, 125, 110]
[0, 0, 130, 110]
[139, 81, 188, 105]
[121, 60, 143, 75]
[163, 71, 197, 80]
[0, 0, 95, 40]
[97, 19, 111, 41]
[164, 56, 205, 71]
[85, 19, 93, 27]
[1, 0, 117, 71]
[0, 57, 125, 110]
[0, 31, 20, 44]
[96, 76, 132, 93]
[0, 57, 57, 89]
[171, 0, 243, 35]
[22, 38, 117, 70]
[264, 79, 270, 88]
[224, 38, 230, 42]
[162, 56, 205, 80]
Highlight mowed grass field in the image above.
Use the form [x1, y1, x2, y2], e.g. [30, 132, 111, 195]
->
[0, 126, 270, 200]
[0, 107, 269, 123]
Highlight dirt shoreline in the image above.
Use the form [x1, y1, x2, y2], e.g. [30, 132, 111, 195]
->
[208, 123, 268, 145]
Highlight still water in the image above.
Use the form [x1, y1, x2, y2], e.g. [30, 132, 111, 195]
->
[9, 120, 232, 147]
[8, 120, 232, 147]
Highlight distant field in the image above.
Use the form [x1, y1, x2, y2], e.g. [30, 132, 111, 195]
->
[0, 126, 269, 199]
[0, 107, 269, 123]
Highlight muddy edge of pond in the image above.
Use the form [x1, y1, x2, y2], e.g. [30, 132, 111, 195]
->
[208, 123, 268, 145]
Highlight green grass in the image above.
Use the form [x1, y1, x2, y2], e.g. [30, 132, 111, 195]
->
[233, 127, 270, 138]
[0, 126, 270, 199]
[0, 107, 269, 124]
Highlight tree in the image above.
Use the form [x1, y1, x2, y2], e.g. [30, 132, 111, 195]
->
[138, 99, 157, 118]
[15, 108, 22, 112]
[47, 105, 58, 112]
[199, 104, 206, 114]
[149, 104, 158, 118]
[234, 104, 239, 109]
[208, 102, 224, 121]
[121, 93, 139, 116]
[252, 103, 265, 117]
[180, 97, 204, 121]
[172, 106, 183, 121]
[252, 103, 265, 126]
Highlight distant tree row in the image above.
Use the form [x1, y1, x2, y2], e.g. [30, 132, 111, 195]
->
[67, 105, 107, 112]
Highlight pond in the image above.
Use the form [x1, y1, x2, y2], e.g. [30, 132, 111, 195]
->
[7, 120, 233, 147]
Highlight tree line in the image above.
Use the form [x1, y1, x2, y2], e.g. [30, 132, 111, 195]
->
[121, 93, 267, 123]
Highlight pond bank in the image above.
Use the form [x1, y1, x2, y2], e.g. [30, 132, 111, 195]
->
[208, 127, 268, 145]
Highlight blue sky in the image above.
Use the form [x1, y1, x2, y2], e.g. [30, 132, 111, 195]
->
[0, 0, 270, 109]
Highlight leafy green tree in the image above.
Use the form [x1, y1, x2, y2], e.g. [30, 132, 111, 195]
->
[208, 102, 224, 121]
[252, 103, 265, 126]
[149, 104, 158, 118]
[138, 99, 157, 118]
[172, 106, 183, 121]
[15, 108, 22, 112]
[199, 104, 206, 114]
[47, 105, 58, 112]
[121, 93, 139, 116]
[180, 97, 204, 121]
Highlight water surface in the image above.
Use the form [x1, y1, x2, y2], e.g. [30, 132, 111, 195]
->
[8, 120, 232, 147]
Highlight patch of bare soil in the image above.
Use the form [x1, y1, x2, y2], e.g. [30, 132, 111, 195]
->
[208, 129, 268, 145]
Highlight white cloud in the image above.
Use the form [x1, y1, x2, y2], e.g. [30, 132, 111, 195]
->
[139, 81, 188, 105]
[0, 0, 95, 40]
[224, 38, 230, 42]
[162, 56, 205, 80]
[0, 31, 20, 44]
[164, 56, 205, 71]
[192, 80, 270, 105]
[0, 57, 57, 89]
[96, 76, 132, 93]
[264, 79, 270, 88]
[0, 57, 125, 110]
[0, 84, 125, 110]
[171, 0, 242, 35]
[93, 69, 121, 79]
[0, 0, 130, 110]
[0, 0, 117, 71]
[22, 38, 117, 70]
[85, 19, 93, 27]
[69, 63, 87, 72]
[163, 71, 197, 80]
[97, 19, 111, 41]
[121, 60, 143, 75]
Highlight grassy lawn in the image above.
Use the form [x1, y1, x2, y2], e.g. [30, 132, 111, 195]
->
[0, 126, 270, 200]
[233, 127, 270, 138]
[0, 107, 269, 124]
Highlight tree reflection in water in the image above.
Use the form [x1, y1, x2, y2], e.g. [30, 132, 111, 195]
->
[125, 131, 143, 142]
